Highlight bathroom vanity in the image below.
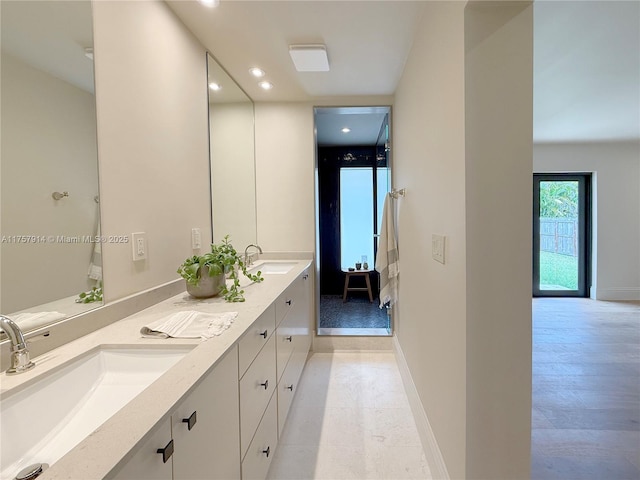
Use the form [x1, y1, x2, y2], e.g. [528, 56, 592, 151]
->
[0, 259, 313, 480]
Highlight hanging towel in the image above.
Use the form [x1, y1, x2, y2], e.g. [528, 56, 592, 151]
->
[375, 193, 400, 308]
[88, 215, 102, 282]
[12, 311, 67, 331]
[140, 311, 238, 340]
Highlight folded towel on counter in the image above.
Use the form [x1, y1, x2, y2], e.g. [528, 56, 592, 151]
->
[11, 311, 67, 331]
[140, 311, 238, 340]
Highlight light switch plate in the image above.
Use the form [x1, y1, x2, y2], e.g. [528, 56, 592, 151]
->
[191, 228, 202, 250]
[132, 232, 147, 261]
[432, 234, 445, 264]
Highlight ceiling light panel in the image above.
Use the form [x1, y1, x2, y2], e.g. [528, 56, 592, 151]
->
[289, 44, 329, 72]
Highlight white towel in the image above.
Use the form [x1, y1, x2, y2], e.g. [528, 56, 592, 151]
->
[12, 311, 67, 331]
[88, 216, 102, 281]
[375, 193, 400, 308]
[140, 311, 238, 340]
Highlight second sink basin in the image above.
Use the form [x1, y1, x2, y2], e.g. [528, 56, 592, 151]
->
[1, 346, 193, 480]
[250, 261, 297, 275]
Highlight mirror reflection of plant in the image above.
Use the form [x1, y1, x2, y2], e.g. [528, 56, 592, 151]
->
[177, 235, 263, 302]
[76, 284, 103, 304]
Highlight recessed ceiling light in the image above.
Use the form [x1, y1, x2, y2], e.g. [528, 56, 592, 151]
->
[341, 127, 351, 133]
[199, 0, 219, 7]
[209, 82, 222, 91]
[249, 67, 265, 78]
[258, 81, 273, 90]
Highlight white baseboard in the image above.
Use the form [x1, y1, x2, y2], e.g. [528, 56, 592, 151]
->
[595, 287, 640, 301]
[393, 335, 449, 480]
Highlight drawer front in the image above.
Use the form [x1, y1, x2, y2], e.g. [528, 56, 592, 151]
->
[238, 304, 275, 378]
[275, 322, 295, 382]
[240, 334, 276, 458]
[277, 347, 308, 437]
[241, 392, 278, 480]
[274, 287, 294, 327]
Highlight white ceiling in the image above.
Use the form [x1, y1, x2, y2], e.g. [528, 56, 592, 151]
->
[4, 1, 637, 144]
[0, 0, 94, 93]
[169, 0, 639, 144]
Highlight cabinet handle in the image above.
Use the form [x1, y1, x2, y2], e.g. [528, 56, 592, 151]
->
[157, 439, 174, 464]
[260, 379, 269, 390]
[260, 329, 268, 338]
[262, 446, 270, 458]
[285, 300, 292, 306]
[182, 411, 197, 431]
[286, 384, 294, 391]
[285, 336, 292, 342]
[303, 274, 309, 280]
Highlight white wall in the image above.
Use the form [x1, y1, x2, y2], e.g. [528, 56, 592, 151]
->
[464, 3, 533, 478]
[534, 141, 640, 300]
[92, 0, 210, 302]
[1, 53, 99, 312]
[210, 102, 257, 248]
[393, 2, 468, 478]
[254, 103, 315, 253]
[393, 2, 533, 478]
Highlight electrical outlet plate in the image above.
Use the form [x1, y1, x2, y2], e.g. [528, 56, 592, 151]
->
[432, 234, 445, 264]
[132, 232, 147, 261]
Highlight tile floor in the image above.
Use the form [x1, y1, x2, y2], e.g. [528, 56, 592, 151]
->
[319, 295, 390, 331]
[267, 352, 431, 480]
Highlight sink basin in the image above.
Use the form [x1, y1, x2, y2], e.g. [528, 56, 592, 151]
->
[250, 261, 297, 275]
[1, 346, 192, 479]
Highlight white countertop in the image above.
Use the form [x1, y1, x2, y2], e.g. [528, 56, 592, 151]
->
[0, 259, 311, 480]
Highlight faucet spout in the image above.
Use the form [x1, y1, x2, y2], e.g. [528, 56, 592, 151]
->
[243, 244, 263, 267]
[1, 315, 35, 375]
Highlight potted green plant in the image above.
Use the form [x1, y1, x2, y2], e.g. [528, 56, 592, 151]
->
[177, 235, 263, 302]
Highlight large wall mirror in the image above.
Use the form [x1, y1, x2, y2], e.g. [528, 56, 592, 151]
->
[207, 53, 257, 250]
[1, 0, 102, 333]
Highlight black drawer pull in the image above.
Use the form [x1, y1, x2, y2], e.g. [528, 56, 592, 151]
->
[263, 446, 270, 458]
[157, 439, 174, 463]
[285, 300, 292, 306]
[303, 274, 309, 280]
[260, 329, 268, 338]
[285, 336, 292, 342]
[182, 411, 197, 431]
[260, 379, 269, 390]
[286, 384, 294, 391]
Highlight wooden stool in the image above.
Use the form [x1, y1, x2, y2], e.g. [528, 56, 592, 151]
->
[342, 270, 374, 303]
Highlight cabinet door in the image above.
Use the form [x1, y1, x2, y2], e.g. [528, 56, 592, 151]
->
[172, 347, 241, 480]
[107, 419, 173, 480]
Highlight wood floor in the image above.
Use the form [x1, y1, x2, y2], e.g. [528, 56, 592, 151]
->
[531, 298, 640, 480]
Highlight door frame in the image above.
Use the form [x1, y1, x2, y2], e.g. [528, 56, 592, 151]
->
[533, 173, 591, 297]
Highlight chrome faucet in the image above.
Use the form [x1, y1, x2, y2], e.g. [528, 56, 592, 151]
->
[0, 315, 35, 375]
[243, 244, 263, 267]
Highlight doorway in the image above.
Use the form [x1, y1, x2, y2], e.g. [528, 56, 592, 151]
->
[314, 106, 392, 336]
[533, 173, 591, 297]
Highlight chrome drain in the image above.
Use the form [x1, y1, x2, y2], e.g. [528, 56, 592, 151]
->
[15, 463, 48, 480]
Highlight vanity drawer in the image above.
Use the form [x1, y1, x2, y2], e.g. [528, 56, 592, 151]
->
[274, 278, 300, 326]
[240, 334, 276, 458]
[277, 348, 308, 437]
[241, 391, 278, 480]
[238, 304, 275, 378]
[275, 321, 295, 382]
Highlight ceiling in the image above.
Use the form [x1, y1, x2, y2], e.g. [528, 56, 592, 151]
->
[3, 1, 636, 145]
[168, 0, 639, 145]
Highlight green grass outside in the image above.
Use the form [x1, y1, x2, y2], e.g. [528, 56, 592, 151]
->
[540, 251, 578, 290]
